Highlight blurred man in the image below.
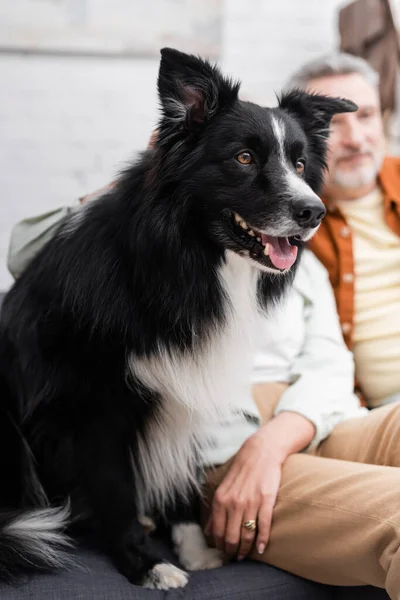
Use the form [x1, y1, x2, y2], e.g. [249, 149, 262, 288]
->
[287, 53, 400, 408]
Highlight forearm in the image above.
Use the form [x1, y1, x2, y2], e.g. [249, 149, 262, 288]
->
[257, 411, 316, 462]
[251, 382, 316, 459]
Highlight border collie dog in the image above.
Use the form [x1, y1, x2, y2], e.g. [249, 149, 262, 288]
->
[0, 49, 355, 589]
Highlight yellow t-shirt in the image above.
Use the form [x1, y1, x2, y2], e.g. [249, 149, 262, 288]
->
[337, 188, 400, 407]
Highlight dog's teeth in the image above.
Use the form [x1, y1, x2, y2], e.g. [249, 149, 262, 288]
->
[256, 237, 261, 242]
[239, 220, 248, 230]
[249, 230, 255, 237]
[234, 213, 241, 223]
[264, 243, 270, 256]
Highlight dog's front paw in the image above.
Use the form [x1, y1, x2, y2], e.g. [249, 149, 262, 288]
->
[181, 546, 224, 571]
[172, 522, 224, 571]
[142, 562, 189, 589]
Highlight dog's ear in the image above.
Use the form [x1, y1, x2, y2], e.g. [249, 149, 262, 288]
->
[279, 89, 357, 138]
[278, 90, 357, 193]
[157, 48, 240, 133]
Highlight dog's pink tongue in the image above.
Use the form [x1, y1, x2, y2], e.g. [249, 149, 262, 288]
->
[261, 234, 298, 270]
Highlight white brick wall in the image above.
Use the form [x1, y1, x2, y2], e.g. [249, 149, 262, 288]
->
[0, 0, 346, 290]
[0, 54, 159, 289]
[222, 0, 342, 105]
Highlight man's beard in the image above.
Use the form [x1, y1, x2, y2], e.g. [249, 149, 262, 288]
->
[332, 150, 384, 190]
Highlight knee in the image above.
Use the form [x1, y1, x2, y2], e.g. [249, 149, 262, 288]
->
[376, 402, 400, 464]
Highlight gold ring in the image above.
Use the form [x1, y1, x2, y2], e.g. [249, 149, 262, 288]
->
[243, 519, 257, 532]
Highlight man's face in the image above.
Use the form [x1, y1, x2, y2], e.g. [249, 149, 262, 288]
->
[305, 73, 385, 199]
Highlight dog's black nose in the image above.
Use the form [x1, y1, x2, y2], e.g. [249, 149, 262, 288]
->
[293, 198, 326, 229]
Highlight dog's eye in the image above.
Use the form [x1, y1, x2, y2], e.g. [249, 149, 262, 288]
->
[295, 159, 306, 175]
[236, 151, 253, 165]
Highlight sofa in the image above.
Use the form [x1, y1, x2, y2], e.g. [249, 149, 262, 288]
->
[0, 292, 389, 599]
[0, 540, 389, 600]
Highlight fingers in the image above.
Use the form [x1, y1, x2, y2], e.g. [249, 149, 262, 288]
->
[211, 464, 245, 552]
[224, 500, 246, 558]
[232, 493, 274, 560]
[255, 494, 275, 555]
[211, 488, 228, 551]
[211, 467, 260, 560]
[237, 509, 258, 560]
[220, 491, 274, 561]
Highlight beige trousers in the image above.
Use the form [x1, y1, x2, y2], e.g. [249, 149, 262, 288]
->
[204, 384, 400, 599]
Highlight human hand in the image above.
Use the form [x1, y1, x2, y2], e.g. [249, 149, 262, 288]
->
[205, 411, 315, 561]
[205, 428, 284, 560]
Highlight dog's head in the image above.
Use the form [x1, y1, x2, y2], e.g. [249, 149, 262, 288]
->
[155, 48, 357, 274]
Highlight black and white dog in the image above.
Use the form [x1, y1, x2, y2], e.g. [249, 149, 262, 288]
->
[0, 48, 355, 589]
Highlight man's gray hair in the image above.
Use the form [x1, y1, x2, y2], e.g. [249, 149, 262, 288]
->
[286, 52, 379, 91]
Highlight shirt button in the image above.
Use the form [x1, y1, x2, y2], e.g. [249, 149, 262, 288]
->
[343, 272, 354, 283]
[341, 322, 352, 334]
[340, 226, 350, 237]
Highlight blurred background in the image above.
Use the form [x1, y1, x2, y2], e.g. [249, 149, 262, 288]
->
[1, 0, 400, 290]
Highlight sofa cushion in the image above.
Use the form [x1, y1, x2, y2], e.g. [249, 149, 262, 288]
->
[0, 544, 334, 600]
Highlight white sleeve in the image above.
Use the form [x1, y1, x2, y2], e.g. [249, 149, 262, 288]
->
[272, 252, 366, 449]
[7, 205, 81, 279]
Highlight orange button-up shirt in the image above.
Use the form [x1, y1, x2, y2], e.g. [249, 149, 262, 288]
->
[308, 157, 400, 351]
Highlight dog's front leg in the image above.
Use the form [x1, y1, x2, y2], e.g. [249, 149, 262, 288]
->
[78, 419, 188, 589]
[169, 494, 224, 571]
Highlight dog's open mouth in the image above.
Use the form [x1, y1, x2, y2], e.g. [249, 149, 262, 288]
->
[230, 212, 299, 271]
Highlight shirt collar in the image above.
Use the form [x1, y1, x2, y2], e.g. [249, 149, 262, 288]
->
[378, 157, 400, 209]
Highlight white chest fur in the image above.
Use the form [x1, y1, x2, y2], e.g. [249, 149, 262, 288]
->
[128, 251, 260, 513]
